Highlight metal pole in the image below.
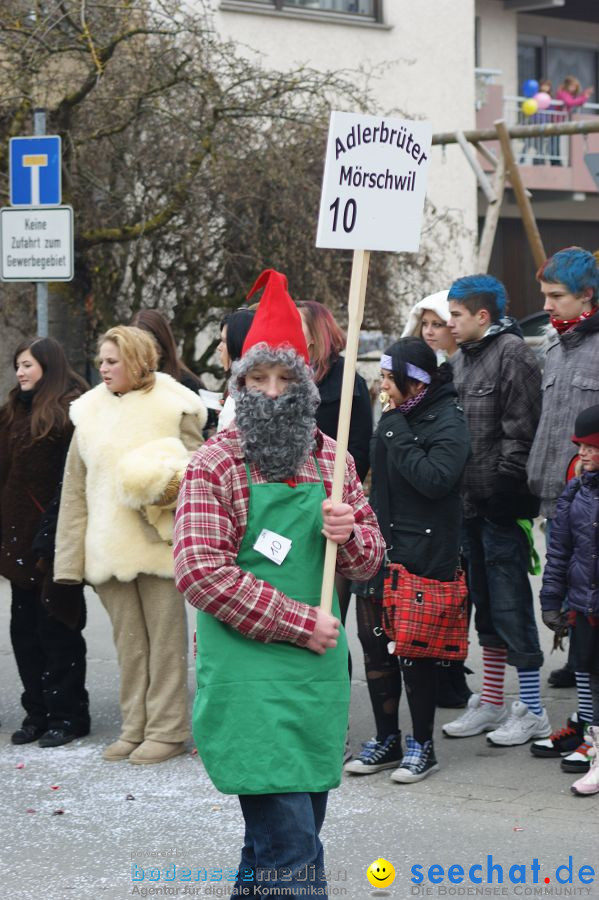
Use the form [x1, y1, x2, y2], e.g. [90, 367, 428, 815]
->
[33, 107, 48, 337]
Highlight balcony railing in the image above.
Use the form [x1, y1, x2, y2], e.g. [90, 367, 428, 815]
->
[502, 95, 599, 167]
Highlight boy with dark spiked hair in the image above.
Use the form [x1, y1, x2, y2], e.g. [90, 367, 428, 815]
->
[442, 274, 550, 747]
[174, 269, 384, 897]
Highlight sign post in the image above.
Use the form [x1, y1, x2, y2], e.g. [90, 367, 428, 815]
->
[2, 123, 73, 337]
[315, 111, 432, 612]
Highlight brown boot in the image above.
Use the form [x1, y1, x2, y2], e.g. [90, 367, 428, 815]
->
[128, 740, 186, 765]
[103, 739, 141, 761]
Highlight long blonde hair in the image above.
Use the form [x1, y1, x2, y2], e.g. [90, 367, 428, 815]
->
[96, 326, 158, 392]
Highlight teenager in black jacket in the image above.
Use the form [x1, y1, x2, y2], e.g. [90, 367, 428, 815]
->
[346, 338, 471, 782]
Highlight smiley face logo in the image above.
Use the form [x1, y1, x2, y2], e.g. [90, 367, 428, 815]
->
[366, 858, 396, 889]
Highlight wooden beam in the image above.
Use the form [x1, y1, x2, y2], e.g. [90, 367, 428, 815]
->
[456, 131, 497, 203]
[477, 154, 506, 272]
[494, 119, 546, 267]
[433, 117, 599, 146]
[474, 141, 498, 169]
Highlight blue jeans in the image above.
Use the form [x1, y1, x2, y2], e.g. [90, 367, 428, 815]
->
[462, 518, 544, 669]
[232, 791, 328, 897]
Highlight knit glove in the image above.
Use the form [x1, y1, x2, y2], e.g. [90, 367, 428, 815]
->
[541, 608, 568, 635]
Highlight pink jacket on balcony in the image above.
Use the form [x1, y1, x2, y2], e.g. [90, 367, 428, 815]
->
[556, 88, 591, 110]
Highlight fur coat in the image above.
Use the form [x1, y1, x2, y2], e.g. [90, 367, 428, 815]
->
[54, 373, 206, 585]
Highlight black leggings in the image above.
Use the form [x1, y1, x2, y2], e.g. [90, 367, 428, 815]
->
[356, 596, 438, 745]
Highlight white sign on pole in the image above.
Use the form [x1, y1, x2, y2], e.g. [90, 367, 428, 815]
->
[316, 111, 432, 253]
[0, 206, 74, 282]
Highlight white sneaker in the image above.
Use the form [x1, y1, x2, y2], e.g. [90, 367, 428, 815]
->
[571, 726, 599, 796]
[487, 701, 551, 746]
[442, 693, 507, 738]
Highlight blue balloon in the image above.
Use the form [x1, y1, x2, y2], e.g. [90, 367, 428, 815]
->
[522, 79, 539, 98]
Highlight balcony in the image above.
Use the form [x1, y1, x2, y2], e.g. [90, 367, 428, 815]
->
[476, 83, 599, 194]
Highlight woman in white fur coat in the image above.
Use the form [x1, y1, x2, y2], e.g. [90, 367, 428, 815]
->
[54, 326, 206, 765]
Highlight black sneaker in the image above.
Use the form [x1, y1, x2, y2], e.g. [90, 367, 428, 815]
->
[11, 724, 46, 745]
[530, 714, 585, 758]
[560, 733, 593, 773]
[39, 728, 82, 748]
[547, 666, 576, 688]
[390, 736, 440, 783]
[344, 733, 402, 775]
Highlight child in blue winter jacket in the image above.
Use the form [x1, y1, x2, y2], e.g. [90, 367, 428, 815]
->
[540, 404, 599, 796]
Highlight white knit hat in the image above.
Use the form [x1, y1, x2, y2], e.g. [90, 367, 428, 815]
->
[401, 290, 451, 338]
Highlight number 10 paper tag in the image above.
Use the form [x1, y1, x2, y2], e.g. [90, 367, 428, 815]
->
[253, 528, 292, 566]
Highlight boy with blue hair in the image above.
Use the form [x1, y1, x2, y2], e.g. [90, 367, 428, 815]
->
[528, 247, 599, 515]
[442, 274, 550, 747]
[527, 246, 599, 770]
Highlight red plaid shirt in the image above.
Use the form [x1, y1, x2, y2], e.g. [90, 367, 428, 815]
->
[174, 426, 384, 646]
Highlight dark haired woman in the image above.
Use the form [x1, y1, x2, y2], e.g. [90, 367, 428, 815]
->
[0, 337, 90, 746]
[217, 308, 255, 432]
[345, 337, 470, 782]
[131, 308, 203, 392]
[297, 301, 371, 482]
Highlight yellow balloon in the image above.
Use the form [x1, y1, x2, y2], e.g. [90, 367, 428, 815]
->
[521, 98, 538, 116]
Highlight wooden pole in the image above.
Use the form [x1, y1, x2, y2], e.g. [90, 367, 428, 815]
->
[474, 141, 499, 169]
[319, 248, 370, 614]
[432, 117, 599, 147]
[494, 119, 546, 268]
[456, 131, 496, 204]
[477, 153, 506, 272]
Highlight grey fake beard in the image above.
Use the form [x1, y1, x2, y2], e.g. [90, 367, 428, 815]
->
[235, 381, 319, 482]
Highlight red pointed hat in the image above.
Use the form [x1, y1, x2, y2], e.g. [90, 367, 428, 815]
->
[241, 269, 310, 364]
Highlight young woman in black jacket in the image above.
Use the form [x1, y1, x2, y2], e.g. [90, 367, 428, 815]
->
[0, 338, 90, 747]
[346, 338, 471, 782]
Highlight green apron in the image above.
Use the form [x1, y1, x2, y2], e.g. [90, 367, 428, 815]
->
[193, 460, 349, 795]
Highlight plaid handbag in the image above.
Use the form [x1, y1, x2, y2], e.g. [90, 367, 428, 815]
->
[382, 563, 468, 661]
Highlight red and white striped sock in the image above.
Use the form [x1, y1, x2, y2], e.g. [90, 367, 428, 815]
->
[480, 646, 508, 707]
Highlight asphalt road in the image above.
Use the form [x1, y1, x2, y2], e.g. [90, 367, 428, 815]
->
[1, 559, 598, 900]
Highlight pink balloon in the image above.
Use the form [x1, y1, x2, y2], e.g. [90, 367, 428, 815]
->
[535, 91, 552, 110]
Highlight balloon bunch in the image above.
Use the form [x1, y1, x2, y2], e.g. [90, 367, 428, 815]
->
[520, 79, 552, 116]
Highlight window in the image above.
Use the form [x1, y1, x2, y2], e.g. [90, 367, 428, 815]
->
[283, 0, 376, 15]
[518, 40, 544, 87]
[225, 0, 382, 22]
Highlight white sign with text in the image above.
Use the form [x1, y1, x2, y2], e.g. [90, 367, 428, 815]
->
[0, 205, 74, 282]
[316, 111, 432, 253]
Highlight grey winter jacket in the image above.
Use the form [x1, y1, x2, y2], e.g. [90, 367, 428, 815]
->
[527, 313, 599, 518]
[451, 319, 541, 518]
[540, 471, 599, 616]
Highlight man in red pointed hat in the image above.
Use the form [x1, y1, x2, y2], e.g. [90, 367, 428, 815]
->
[174, 270, 384, 897]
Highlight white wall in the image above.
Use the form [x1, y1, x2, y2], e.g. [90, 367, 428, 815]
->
[476, 0, 518, 96]
[210, 0, 478, 278]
